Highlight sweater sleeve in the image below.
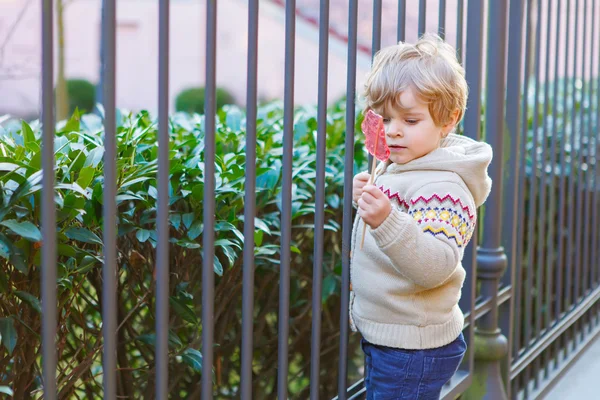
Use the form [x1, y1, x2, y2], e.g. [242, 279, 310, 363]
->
[369, 181, 477, 288]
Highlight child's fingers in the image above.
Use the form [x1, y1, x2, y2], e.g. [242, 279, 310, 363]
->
[360, 191, 377, 204]
[356, 172, 371, 182]
[362, 185, 384, 198]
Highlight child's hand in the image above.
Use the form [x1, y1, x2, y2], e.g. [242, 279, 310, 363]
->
[353, 172, 371, 203]
[358, 185, 392, 229]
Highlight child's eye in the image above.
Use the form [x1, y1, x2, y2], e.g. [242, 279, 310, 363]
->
[382, 118, 391, 124]
[405, 119, 419, 125]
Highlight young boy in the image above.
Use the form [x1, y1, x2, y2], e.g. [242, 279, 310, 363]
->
[350, 34, 492, 399]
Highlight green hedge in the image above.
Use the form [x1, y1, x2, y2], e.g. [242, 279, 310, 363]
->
[66, 78, 96, 115]
[0, 102, 367, 398]
[175, 87, 236, 114]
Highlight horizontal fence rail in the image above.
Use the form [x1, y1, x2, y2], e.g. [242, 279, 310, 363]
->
[16, 0, 597, 399]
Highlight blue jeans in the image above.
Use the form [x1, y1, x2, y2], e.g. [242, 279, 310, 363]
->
[361, 333, 466, 400]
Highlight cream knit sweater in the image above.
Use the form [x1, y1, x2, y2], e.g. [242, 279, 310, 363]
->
[350, 133, 492, 349]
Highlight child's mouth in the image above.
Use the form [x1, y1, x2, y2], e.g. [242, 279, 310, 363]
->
[389, 145, 406, 150]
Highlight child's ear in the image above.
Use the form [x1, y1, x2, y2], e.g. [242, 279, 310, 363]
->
[441, 110, 460, 137]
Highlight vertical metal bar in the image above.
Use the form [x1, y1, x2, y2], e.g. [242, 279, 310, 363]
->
[397, 0, 406, 42]
[338, 0, 357, 397]
[240, 0, 259, 398]
[577, 0, 591, 308]
[473, 0, 510, 395]
[557, 0, 574, 364]
[525, 0, 542, 355]
[156, 0, 170, 397]
[202, 0, 217, 398]
[515, 0, 535, 361]
[278, 0, 295, 397]
[574, 0, 588, 310]
[480, 0, 508, 299]
[503, 0, 525, 392]
[537, 0, 553, 340]
[581, 0, 593, 343]
[462, 0, 484, 382]
[549, 0, 563, 325]
[310, 1, 329, 398]
[530, 1, 545, 386]
[583, 0, 596, 296]
[41, 0, 57, 398]
[538, 0, 555, 379]
[566, 0, 580, 315]
[101, 0, 117, 396]
[463, 0, 484, 141]
[419, 0, 427, 37]
[372, 0, 382, 57]
[592, 1, 600, 291]
[438, 0, 446, 39]
[368, 0, 382, 169]
[557, 0, 572, 324]
[456, 0, 464, 62]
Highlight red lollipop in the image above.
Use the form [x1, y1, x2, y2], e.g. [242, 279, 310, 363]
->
[361, 109, 390, 162]
[360, 110, 390, 249]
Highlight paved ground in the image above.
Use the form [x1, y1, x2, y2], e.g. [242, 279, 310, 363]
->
[544, 335, 600, 400]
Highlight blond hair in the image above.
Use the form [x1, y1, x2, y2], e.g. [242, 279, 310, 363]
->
[363, 33, 468, 127]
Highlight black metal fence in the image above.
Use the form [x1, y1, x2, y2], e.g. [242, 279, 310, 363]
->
[34, 0, 600, 399]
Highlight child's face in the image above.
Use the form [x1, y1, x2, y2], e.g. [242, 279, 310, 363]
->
[377, 87, 456, 165]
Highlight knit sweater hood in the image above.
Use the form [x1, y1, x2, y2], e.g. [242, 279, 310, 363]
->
[379, 133, 493, 207]
[350, 133, 493, 350]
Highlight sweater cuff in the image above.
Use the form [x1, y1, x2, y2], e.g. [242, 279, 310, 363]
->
[370, 208, 409, 248]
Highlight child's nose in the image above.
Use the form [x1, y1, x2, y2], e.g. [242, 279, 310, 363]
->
[386, 123, 403, 137]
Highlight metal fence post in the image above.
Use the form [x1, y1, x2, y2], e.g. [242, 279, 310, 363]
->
[470, 0, 510, 399]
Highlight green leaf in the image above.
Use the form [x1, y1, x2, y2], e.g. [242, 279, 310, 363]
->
[169, 214, 182, 230]
[77, 166, 96, 189]
[136, 229, 151, 243]
[116, 193, 144, 203]
[173, 239, 201, 249]
[6, 170, 43, 207]
[182, 213, 195, 230]
[57, 244, 77, 258]
[84, 146, 104, 168]
[225, 106, 243, 131]
[0, 235, 11, 259]
[0, 317, 17, 355]
[321, 275, 337, 303]
[56, 183, 90, 199]
[14, 291, 42, 313]
[326, 194, 340, 209]
[215, 221, 244, 242]
[0, 386, 14, 396]
[63, 110, 81, 132]
[182, 348, 203, 372]
[214, 238, 240, 249]
[72, 255, 100, 274]
[187, 221, 202, 240]
[191, 184, 204, 201]
[0, 162, 21, 173]
[214, 256, 223, 276]
[64, 227, 103, 245]
[30, 150, 42, 170]
[21, 121, 37, 151]
[0, 220, 41, 242]
[169, 297, 198, 324]
[136, 332, 182, 349]
[254, 230, 263, 247]
[254, 218, 271, 235]
[148, 186, 158, 199]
